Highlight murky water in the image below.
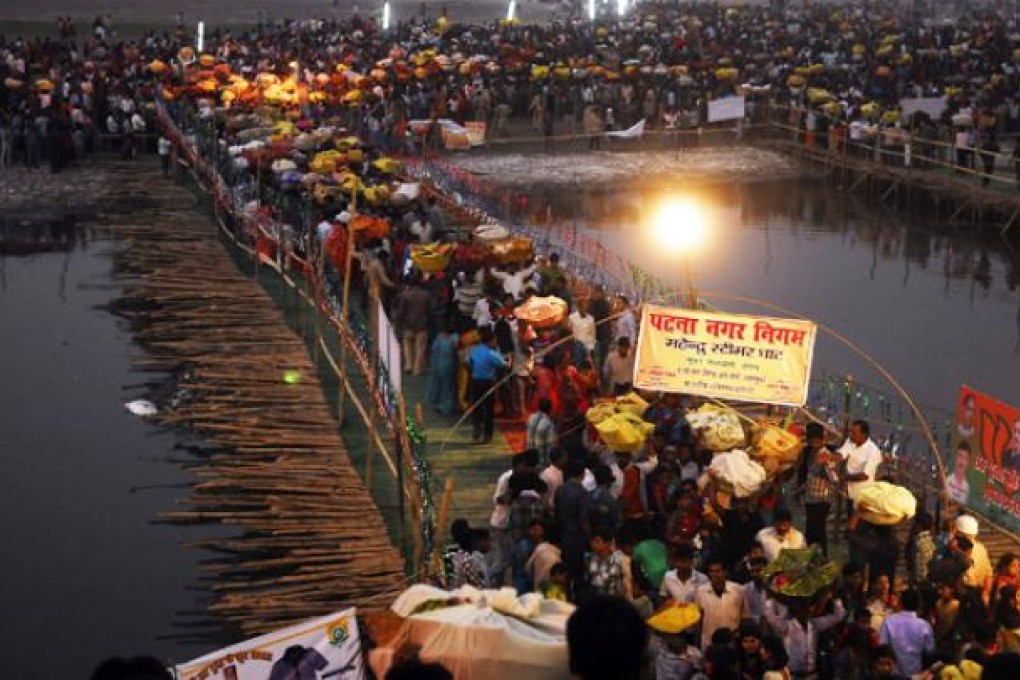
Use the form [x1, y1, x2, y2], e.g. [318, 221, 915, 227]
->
[603, 182, 1020, 415]
[0, 218, 219, 677]
[549, 179, 1020, 418]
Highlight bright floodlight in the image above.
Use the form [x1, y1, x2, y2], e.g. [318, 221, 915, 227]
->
[383, 2, 391, 30]
[651, 199, 708, 253]
[196, 21, 205, 52]
[588, 0, 596, 21]
[617, 0, 627, 16]
[507, 0, 517, 21]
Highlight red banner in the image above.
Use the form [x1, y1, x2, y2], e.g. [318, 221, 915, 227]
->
[948, 386, 1020, 528]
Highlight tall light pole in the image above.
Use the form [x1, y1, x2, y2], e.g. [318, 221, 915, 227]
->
[650, 199, 707, 309]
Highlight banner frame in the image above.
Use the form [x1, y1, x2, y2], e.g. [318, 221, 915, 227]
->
[631, 304, 818, 407]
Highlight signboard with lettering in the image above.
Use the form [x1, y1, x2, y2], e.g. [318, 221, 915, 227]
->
[633, 304, 817, 406]
[175, 608, 363, 680]
[947, 386, 1020, 531]
[899, 96, 948, 120]
[707, 95, 746, 123]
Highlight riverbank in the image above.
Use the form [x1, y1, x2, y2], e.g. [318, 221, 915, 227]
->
[449, 145, 806, 189]
[0, 161, 218, 677]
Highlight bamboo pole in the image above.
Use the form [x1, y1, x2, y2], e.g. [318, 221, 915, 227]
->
[433, 478, 455, 580]
[366, 284, 380, 491]
[336, 183, 358, 427]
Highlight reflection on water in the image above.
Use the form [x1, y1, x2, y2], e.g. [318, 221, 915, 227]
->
[0, 218, 215, 677]
[0, 216, 89, 255]
[540, 178, 1020, 414]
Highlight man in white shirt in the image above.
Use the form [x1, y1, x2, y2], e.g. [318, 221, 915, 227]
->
[490, 262, 537, 299]
[946, 442, 971, 505]
[613, 295, 636, 344]
[955, 514, 993, 599]
[837, 419, 883, 501]
[568, 299, 597, 366]
[540, 448, 566, 510]
[675, 445, 701, 482]
[660, 544, 708, 604]
[603, 336, 636, 396]
[741, 556, 769, 623]
[694, 558, 747, 650]
[755, 508, 806, 562]
[472, 296, 492, 328]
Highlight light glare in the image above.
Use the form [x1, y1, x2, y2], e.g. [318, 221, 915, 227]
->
[651, 200, 707, 253]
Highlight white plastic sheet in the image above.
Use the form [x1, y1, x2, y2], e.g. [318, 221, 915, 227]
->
[371, 585, 574, 680]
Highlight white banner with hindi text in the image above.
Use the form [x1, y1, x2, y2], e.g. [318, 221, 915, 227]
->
[174, 608, 363, 680]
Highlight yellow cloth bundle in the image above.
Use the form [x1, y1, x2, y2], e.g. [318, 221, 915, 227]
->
[751, 423, 802, 476]
[594, 412, 655, 453]
[687, 404, 746, 451]
[647, 603, 701, 634]
[615, 392, 649, 417]
[855, 481, 917, 525]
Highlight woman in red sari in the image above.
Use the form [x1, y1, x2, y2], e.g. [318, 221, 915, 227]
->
[530, 353, 561, 417]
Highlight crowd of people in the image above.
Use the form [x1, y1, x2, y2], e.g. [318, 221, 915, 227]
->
[7, 0, 1020, 174]
[436, 410, 1020, 679]
[29, 2, 1020, 678]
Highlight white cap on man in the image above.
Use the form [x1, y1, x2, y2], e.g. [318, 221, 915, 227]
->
[956, 514, 979, 537]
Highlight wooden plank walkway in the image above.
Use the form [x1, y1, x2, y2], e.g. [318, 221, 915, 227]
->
[765, 138, 1020, 232]
[102, 159, 407, 636]
[401, 372, 519, 531]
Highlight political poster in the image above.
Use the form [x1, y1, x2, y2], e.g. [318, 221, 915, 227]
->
[947, 386, 1020, 531]
[174, 608, 363, 680]
[707, 95, 746, 123]
[633, 304, 817, 406]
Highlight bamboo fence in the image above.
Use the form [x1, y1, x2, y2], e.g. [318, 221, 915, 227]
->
[106, 169, 406, 636]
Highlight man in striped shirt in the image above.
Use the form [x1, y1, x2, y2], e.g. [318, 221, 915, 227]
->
[802, 427, 839, 557]
[526, 398, 556, 465]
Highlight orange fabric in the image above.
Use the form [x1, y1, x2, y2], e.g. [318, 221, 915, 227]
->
[619, 465, 644, 518]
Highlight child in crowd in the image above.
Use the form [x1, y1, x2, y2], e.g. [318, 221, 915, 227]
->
[540, 563, 570, 601]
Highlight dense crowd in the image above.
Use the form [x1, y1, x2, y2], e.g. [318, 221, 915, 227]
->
[439, 409, 1020, 679]
[34, 3, 1020, 679]
[7, 0, 1020, 173]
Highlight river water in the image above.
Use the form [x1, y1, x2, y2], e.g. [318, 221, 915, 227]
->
[0, 218, 219, 677]
[489, 168, 1020, 443]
